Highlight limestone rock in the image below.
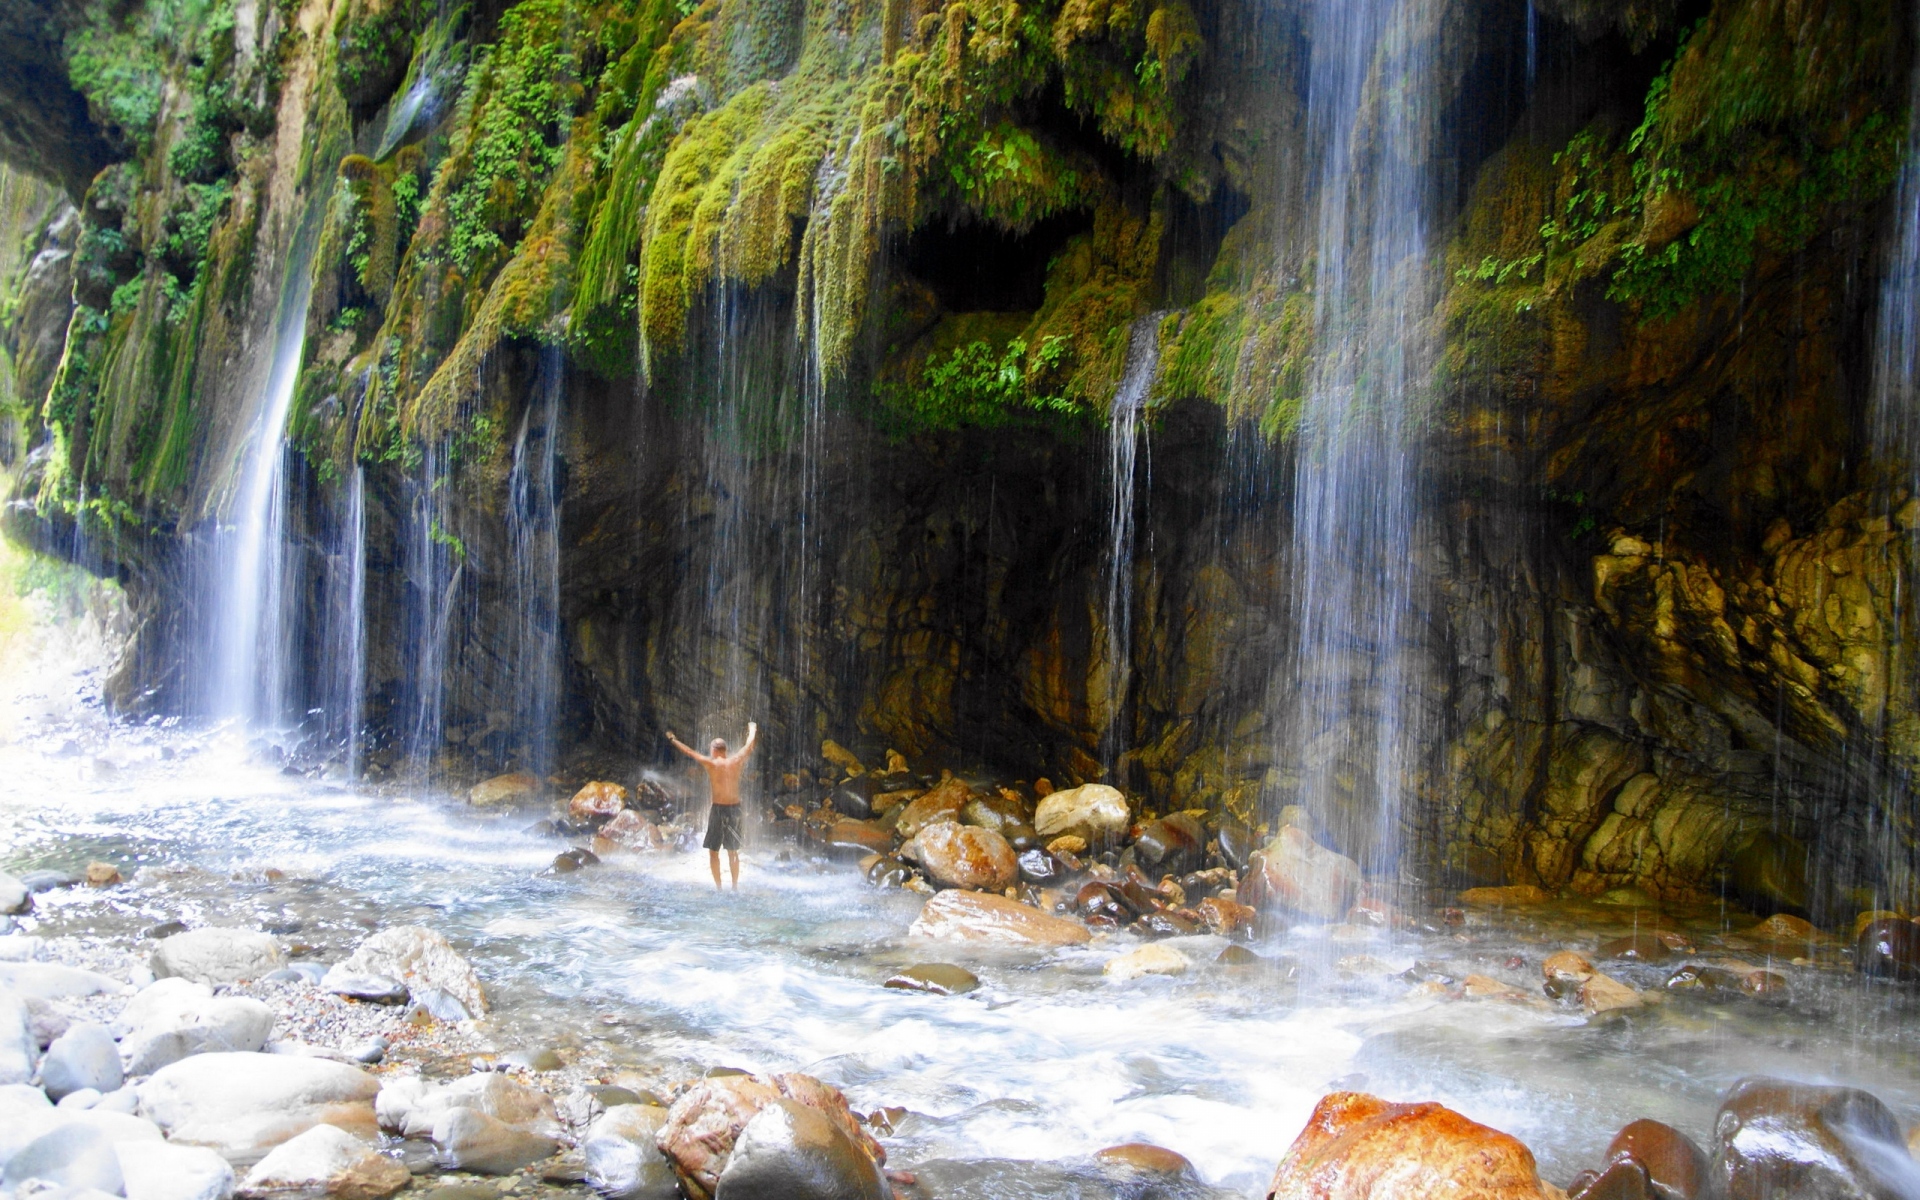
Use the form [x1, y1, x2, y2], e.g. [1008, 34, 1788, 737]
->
[0, 961, 127, 999]
[894, 778, 972, 839]
[115, 977, 214, 1036]
[711, 1099, 888, 1200]
[376, 1072, 561, 1140]
[583, 1104, 677, 1200]
[2, 1122, 125, 1193]
[469, 773, 541, 806]
[1032, 784, 1130, 843]
[1265, 1091, 1560, 1200]
[138, 1052, 381, 1166]
[1712, 1077, 1920, 1200]
[907, 890, 1091, 947]
[152, 929, 285, 986]
[570, 781, 630, 824]
[1104, 944, 1191, 981]
[121, 996, 278, 1075]
[239, 1124, 409, 1200]
[0, 873, 28, 915]
[903, 822, 1017, 891]
[0, 989, 33, 1085]
[41, 1020, 121, 1099]
[1256, 827, 1361, 922]
[326, 926, 487, 1017]
[432, 1107, 559, 1174]
[116, 1139, 237, 1200]
[656, 1073, 883, 1200]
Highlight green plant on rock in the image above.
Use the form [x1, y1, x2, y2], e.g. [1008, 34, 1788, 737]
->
[880, 335, 1080, 430]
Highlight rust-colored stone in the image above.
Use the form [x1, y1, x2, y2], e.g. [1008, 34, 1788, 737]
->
[1265, 1091, 1560, 1200]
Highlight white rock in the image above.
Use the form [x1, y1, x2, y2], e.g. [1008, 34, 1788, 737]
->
[122, 997, 276, 1075]
[0, 1081, 50, 1112]
[583, 1104, 677, 1200]
[0, 873, 27, 916]
[0, 1109, 164, 1175]
[151, 930, 285, 986]
[237, 1124, 407, 1200]
[0, 962, 126, 1000]
[0, 989, 33, 1085]
[59, 1087, 103, 1109]
[41, 1021, 122, 1100]
[2, 1122, 124, 1193]
[0, 936, 43, 962]
[95, 1085, 141, 1114]
[117, 1140, 237, 1200]
[431, 1106, 558, 1175]
[1031, 784, 1130, 841]
[137, 1052, 380, 1166]
[1103, 943, 1192, 981]
[327, 927, 486, 1017]
[114, 978, 214, 1037]
[377, 1072, 560, 1140]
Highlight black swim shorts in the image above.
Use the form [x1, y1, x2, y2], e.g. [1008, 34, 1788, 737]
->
[703, 803, 743, 851]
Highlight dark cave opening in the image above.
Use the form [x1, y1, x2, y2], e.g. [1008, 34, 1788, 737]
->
[898, 212, 1093, 314]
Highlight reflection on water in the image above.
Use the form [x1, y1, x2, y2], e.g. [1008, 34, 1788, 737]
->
[4, 662, 1920, 1195]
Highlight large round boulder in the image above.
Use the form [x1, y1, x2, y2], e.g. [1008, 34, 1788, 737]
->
[137, 1052, 381, 1166]
[238, 1123, 409, 1200]
[904, 822, 1017, 891]
[570, 781, 630, 824]
[584, 1104, 678, 1200]
[907, 890, 1091, 947]
[655, 1073, 883, 1200]
[1265, 1092, 1560, 1200]
[1254, 826, 1361, 922]
[894, 778, 973, 839]
[324, 926, 487, 1017]
[712, 1099, 888, 1200]
[1711, 1077, 1920, 1200]
[1032, 784, 1129, 845]
[151, 929, 285, 986]
[40, 1020, 121, 1099]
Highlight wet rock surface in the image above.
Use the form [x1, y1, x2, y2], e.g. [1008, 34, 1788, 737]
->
[1265, 1092, 1561, 1200]
[1710, 1078, 1920, 1200]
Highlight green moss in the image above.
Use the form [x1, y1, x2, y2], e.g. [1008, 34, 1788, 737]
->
[878, 334, 1080, 430]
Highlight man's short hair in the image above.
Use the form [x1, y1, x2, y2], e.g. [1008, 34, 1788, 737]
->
[710, 738, 727, 755]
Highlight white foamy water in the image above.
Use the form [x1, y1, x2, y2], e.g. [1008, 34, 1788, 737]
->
[5, 638, 1920, 1195]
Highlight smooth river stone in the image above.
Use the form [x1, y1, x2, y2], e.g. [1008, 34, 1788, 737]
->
[150, 929, 285, 986]
[138, 1051, 380, 1166]
[882, 963, 979, 995]
[583, 1104, 677, 1200]
[116, 1140, 238, 1200]
[1265, 1091, 1560, 1200]
[40, 1021, 122, 1099]
[712, 1099, 888, 1200]
[0, 962, 127, 1000]
[907, 890, 1091, 946]
[239, 1123, 409, 1200]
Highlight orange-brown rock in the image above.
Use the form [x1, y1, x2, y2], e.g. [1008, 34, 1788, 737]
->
[894, 777, 972, 838]
[1257, 826, 1361, 921]
[904, 821, 1017, 891]
[1265, 1092, 1561, 1200]
[1198, 895, 1256, 936]
[569, 781, 629, 823]
[1096, 1143, 1194, 1177]
[592, 809, 663, 854]
[655, 1071, 883, 1200]
[1460, 885, 1551, 907]
[1543, 950, 1597, 987]
[907, 890, 1091, 946]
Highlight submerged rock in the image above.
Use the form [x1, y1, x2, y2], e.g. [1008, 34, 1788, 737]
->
[469, 773, 541, 807]
[327, 925, 487, 1017]
[1032, 784, 1130, 845]
[1265, 1091, 1560, 1200]
[711, 1098, 888, 1200]
[1104, 944, 1191, 981]
[1581, 972, 1650, 1016]
[596, 810, 666, 854]
[433, 1107, 559, 1175]
[1711, 1077, 1920, 1200]
[238, 1124, 409, 1200]
[882, 963, 980, 995]
[1094, 1142, 1195, 1179]
[907, 890, 1091, 946]
[904, 821, 1017, 891]
[1458, 885, 1551, 907]
[152, 929, 285, 986]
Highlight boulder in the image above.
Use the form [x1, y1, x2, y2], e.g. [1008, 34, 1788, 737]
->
[907, 891, 1092, 947]
[1581, 973, 1649, 1016]
[1542, 950, 1596, 997]
[152, 930, 285, 986]
[595, 810, 666, 854]
[40, 1021, 121, 1099]
[2, 1122, 124, 1193]
[121, 996, 277, 1075]
[469, 773, 541, 807]
[959, 793, 1031, 834]
[894, 779, 972, 839]
[1198, 895, 1256, 936]
[1458, 885, 1551, 907]
[86, 861, 123, 887]
[570, 781, 631, 823]
[138, 1052, 381, 1166]
[321, 973, 408, 1005]
[376, 1072, 561, 1140]
[115, 978, 215, 1036]
[822, 819, 895, 858]
[904, 822, 1017, 891]
[1605, 1119, 1707, 1200]
[239, 1124, 408, 1200]
[116, 1140, 237, 1200]
[0, 989, 33, 1085]
[432, 1107, 559, 1174]
[0, 873, 27, 915]
[0, 962, 127, 999]
[1569, 1159, 1658, 1200]
[1104, 944, 1191, 981]
[1256, 827, 1361, 922]
[1711, 1077, 1920, 1200]
[327, 926, 487, 1017]
[583, 1104, 678, 1200]
[1132, 813, 1207, 875]
[0, 1081, 50, 1111]
[1599, 933, 1672, 962]
[0, 1108, 163, 1169]
[1032, 784, 1130, 844]
[656, 1073, 882, 1200]
[1095, 1143, 1196, 1178]
[712, 1099, 888, 1200]
[882, 964, 979, 995]
[1265, 1091, 1560, 1200]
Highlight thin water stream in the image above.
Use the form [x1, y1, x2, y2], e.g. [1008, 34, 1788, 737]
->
[6, 642, 1920, 1196]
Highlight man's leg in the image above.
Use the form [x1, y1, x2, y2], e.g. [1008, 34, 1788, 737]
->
[728, 850, 740, 889]
[709, 850, 723, 889]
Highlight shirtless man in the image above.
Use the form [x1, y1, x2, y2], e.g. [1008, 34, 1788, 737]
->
[666, 722, 758, 889]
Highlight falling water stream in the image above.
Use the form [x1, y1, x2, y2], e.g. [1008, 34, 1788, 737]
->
[1101, 315, 1163, 773]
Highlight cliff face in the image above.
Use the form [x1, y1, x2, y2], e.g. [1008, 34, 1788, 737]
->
[0, 0, 1915, 914]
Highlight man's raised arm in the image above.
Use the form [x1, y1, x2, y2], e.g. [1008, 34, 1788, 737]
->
[665, 731, 707, 764]
[733, 721, 759, 763]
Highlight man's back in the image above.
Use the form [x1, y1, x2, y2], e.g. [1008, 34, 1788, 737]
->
[702, 753, 748, 806]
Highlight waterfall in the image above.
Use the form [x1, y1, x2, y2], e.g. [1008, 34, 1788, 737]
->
[504, 350, 564, 778]
[1871, 62, 1920, 488]
[404, 442, 462, 782]
[208, 215, 324, 725]
[1279, 0, 1441, 874]
[1100, 314, 1163, 774]
[315, 464, 369, 775]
